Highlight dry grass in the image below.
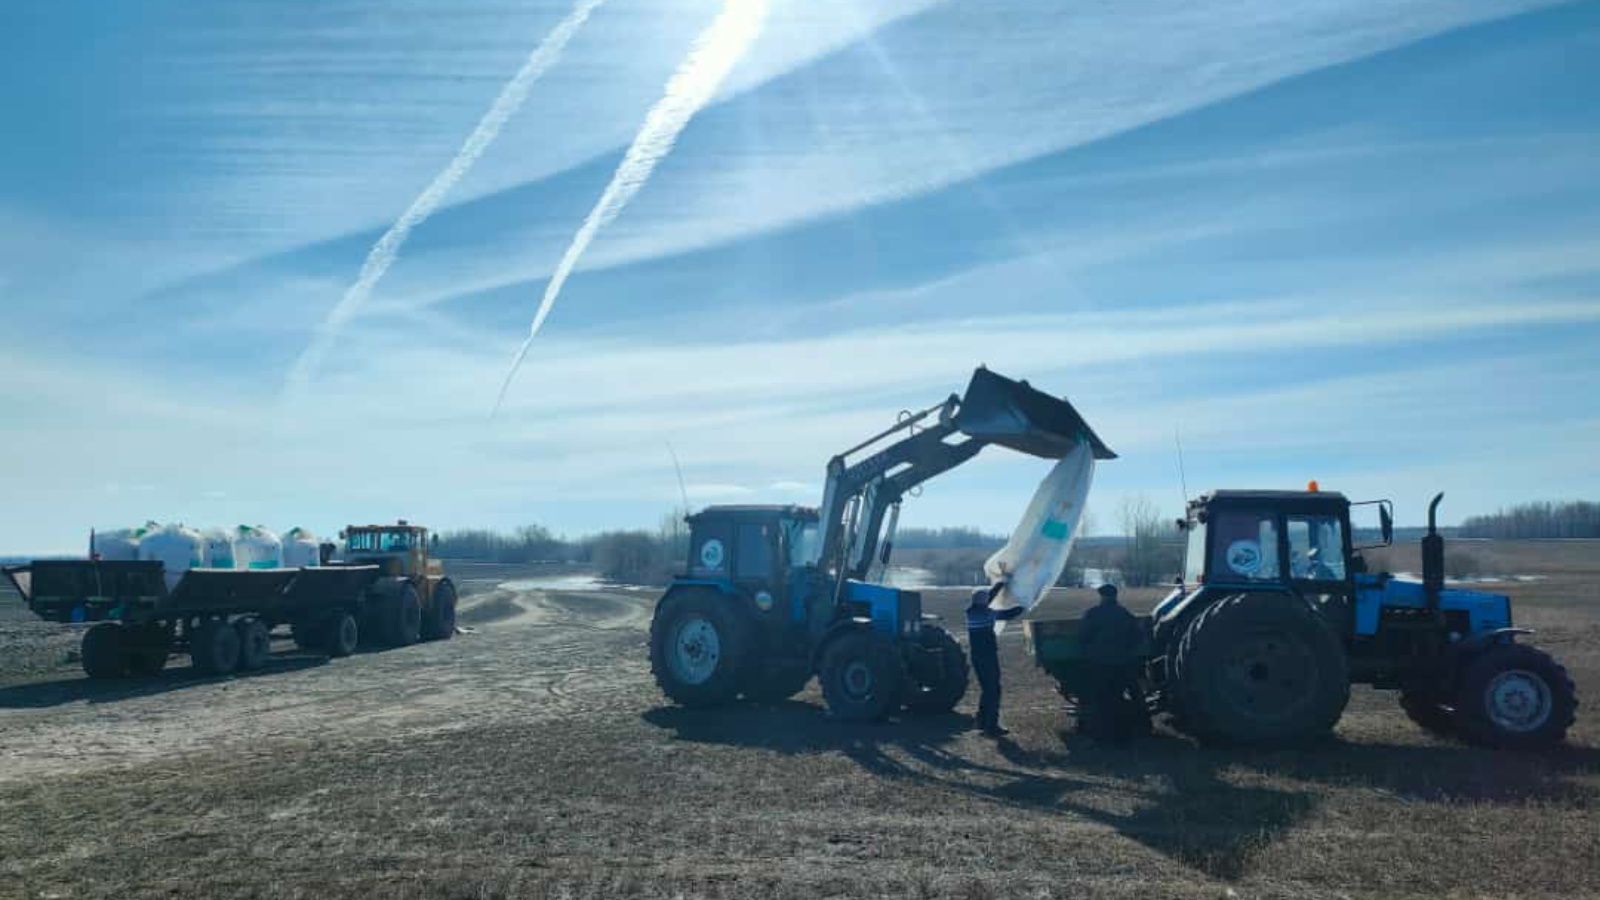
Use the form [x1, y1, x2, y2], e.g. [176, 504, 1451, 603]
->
[1, 545, 1598, 899]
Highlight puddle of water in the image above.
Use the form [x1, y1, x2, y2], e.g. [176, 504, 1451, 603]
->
[499, 575, 651, 592]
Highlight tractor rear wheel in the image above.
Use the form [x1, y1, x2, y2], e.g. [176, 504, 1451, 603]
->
[902, 625, 969, 715]
[650, 590, 752, 708]
[1455, 643, 1576, 749]
[378, 585, 423, 648]
[191, 618, 242, 675]
[820, 629, 906, 723]
[323, 612, 360, 658]
[235, 618, 272, 671]
[1170, 593, 1349, 744]
[422, 580, 458, 641]
[1399, 685, 1457, 737]
[82, 623, 130, 679]
[743, 664, 812, 703]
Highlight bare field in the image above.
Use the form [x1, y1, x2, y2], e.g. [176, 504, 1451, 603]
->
[2, 547, 1598, 899]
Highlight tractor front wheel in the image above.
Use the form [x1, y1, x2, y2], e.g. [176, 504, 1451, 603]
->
[378, 585, 423, 648]
[1455, 643, 1576, 749]
[902, 625, 969, 715]
[422, 580, 458, 641]
[1170, 593, 1350, 744]
[650, 590, 752, 708]
[820, 629, 906, 723]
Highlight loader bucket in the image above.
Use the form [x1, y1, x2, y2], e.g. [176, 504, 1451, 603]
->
[954, 367, 1116, 460]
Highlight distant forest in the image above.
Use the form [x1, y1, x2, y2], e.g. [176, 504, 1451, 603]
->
[1458, 501, 1600, 539]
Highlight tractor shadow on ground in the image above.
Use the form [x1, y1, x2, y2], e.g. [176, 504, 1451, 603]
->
[644, 700, 1312, 881]
[645, 701, 1600, 882]
[0, 652, 329, 710]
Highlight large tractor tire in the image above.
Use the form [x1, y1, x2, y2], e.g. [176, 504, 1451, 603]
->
[125, 624, 172, 677]
[82, 623, 130, 679]
[1399, 685, 1458, 738]
[1454, 643, 1577, 750]
[1169, 593, 1350, 744]
[323, 612, 360, 658]
[377, 584, 423, 648]
[820, 629, 907, 723]
[902, 625, 969, 715]
[743, 664, 813, 703]
[650, 589, 752, 708]
[422, 580, 458, 641]
[192, 619, 242, 675]
[235, 618, 272, 671]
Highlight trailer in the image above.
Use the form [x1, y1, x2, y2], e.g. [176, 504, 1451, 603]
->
[2, 521, 458, 679]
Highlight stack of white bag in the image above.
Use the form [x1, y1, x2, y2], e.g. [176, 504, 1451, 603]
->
[984, 438, 1096, 620]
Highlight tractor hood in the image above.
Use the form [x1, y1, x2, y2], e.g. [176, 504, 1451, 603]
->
[954, 367, 1116, 460]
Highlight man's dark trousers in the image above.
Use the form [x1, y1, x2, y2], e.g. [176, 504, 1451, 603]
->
[971, 628, 1002, 732]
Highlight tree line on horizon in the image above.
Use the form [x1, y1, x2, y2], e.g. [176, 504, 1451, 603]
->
[1458, 501, 1600, 539]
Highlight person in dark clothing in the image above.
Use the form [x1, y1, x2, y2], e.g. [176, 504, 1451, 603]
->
[967, 582, 1026, 737]
[1076, 583, 1150, 740]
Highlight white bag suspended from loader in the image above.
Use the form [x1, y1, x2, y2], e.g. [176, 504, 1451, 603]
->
[984, 437, 1095, 615]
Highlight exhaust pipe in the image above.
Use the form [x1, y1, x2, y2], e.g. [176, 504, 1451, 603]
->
[1422, 492, 1445, 610]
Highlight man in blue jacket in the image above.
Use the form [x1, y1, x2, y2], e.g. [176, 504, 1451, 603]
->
[967, 582, 1026, 737]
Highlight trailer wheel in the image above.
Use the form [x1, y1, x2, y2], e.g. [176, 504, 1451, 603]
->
[649, 589, 752, 708]
[378, 585, 423, 648]
[422, 580, 458, 641]
[1455, 643, 1577, 750]
[82, 623, 130, 679]
[125, 624, 172, 677]
[323, 612, 359, 658]
[192, 618, 242, 675]
[235, 618, 272, 671]
[1170, 593, 1349, 744]
[902, 625, 970, 715]
[820, 629, 907, 723]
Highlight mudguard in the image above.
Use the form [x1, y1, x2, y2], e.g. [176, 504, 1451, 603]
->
[809, 617, 875, 672]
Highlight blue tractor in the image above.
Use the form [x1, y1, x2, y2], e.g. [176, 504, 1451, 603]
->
[648, 368, 1115, 721]
[1032, 488, 1577, 748]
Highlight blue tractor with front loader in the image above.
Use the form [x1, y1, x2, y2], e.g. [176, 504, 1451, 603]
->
[1027, 489, 1578, 748]
[648, 367, 1115, 721]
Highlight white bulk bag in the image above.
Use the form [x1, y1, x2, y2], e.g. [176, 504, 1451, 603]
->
[984, 438, 1095, 613]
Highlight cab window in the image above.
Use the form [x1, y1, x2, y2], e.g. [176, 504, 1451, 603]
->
[736, 522, 773, 579]
[1208, 510, 1280, 582]
[1288, 515, 1346, 581]
[1183, 521, 1206, 583]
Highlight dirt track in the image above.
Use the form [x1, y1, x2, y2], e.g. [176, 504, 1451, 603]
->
[0, 564, 655, 784]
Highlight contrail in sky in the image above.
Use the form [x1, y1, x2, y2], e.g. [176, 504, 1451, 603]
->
[284, 0, 609, 403]
[492, 0, 769, 416]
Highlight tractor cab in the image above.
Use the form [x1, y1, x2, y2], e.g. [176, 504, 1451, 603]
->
[683, 505, 820, 616]
[342, 521, 440, 578]
[1176, 490, 1391, 590]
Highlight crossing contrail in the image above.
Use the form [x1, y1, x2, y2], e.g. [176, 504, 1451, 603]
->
[284, 0, 609, 403]
[493, 0, 768, 416]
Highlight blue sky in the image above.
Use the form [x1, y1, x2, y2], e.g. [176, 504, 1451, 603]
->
[3, 0, 1598, 552]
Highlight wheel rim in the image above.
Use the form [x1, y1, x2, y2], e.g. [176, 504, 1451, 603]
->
[669, 616, 721, 685]
[841, 659, 876, 701]
[1218, 629, 1317, 720]
[1484, 669, 1552, 733]
[339, 617, 358, 649]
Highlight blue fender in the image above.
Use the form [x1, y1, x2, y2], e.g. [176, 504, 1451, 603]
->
[1454, 626, 1533, 654]
[809, 616, 876, 673]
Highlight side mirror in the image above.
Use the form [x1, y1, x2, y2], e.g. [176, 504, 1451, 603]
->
[338, 529, 347, 540]
[1380, 504, 1393, 546]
